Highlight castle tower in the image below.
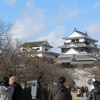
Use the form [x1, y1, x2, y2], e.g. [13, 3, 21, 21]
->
[56, 28, 99, 68]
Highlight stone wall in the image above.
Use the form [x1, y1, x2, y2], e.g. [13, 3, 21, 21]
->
[68, 68, 94, 87]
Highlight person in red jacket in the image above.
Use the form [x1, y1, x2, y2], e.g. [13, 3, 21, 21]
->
[9, 76, 23, 100]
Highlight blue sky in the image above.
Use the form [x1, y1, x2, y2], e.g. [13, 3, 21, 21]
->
[1, 0, 100, 52]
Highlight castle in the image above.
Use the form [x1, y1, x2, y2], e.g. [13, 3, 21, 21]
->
[56, 28, 99, 68]
[20, 28, 100, 86]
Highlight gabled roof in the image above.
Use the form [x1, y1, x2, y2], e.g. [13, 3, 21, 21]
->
[56, 54, 73, 62]
[75, 54, 95, 60]
[22, 40, 53, 48]
[58, 43, 99, 50]
[65, 48, 79, 54]
[63, 28, 98, 42]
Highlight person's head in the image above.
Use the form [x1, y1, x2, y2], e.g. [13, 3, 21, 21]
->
[98, 81, 100, 87]
[58, 76, 66, 85]
[2, 76, 9, 84]
[9, 76, 17, 85]
[93, 80, 99, 87]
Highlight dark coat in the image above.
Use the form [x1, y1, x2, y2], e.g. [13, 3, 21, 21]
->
[87, 87, 100, 100]
[11, 82, 23, 100]
[48, 84, 72, 100]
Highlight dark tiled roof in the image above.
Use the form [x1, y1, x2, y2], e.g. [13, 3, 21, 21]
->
[71, 61, 94, 64]
[22, 40, 53, 48]
[56, 54, 95, 63]
[63, 29, 97, 42]
[75, 54, 94, 60]
[58, 44, 70, 48]
[58, 43, 86, 48]
[37, 51, 60, 56]
[58, 43, 98, 49]
[56, 54, 73, 62]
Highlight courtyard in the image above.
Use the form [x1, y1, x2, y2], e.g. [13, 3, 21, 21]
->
[71, 92, 87, 100]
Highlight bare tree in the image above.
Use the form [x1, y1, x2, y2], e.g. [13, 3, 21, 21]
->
[0, 20, 73, 87]
[18, 57, 73, 88]
[0, 20, 12, 35]
[91, 60, 100, 80]
[0, 33, 22, 77]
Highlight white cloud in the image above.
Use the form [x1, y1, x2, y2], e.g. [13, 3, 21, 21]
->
[26, 2, 33, 7]
[10, 3, 46, 41]
[85, 21, 100, 35]
[93, 1, 100, 8]
[52, 6, 79, 23]
[38, 25, 66, 52]
[9, 2, 69, 53]
[4, 0, 17, 6]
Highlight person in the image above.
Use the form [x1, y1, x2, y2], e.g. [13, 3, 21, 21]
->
[71, 87, 75, 93]
[85, 86, 88, 97]
[76, 87, 81, 97]
[87, 80, 100, 100]
[9, 76, 23, 100]
[98, 81, 100, 88]
[48, 76, 72, 100]
[0, 76, 14, 100]
[80, 86, 85, 97]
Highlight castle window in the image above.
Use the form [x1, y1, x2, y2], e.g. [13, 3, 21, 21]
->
[76, 39, 79, 42]
[36, 48, 40, 50]
[45, 49, 48, 51]
[23, 48, 26, 51]
[72, 39, 75, 42]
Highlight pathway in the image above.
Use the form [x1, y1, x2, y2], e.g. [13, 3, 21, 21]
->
[71, 92, 87, 100]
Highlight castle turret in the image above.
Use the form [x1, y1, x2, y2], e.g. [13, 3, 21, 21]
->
[56, 28, 99, 68]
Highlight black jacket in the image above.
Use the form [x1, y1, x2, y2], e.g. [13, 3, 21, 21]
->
[11, 82, 23, 100]
[87, 87, 100, 100]
[48, 84, 72, 100]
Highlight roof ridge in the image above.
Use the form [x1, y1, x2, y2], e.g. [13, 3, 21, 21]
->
[27, 40, 46, 43]
[74, 29, 88, 36]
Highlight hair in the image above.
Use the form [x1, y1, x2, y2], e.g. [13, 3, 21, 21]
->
[58, 76, 66, 84]
[2, 76, 9, 84]
[9, 76, 17, 82]
[93, 80, 99, 87]
[98, 81, 100, 85]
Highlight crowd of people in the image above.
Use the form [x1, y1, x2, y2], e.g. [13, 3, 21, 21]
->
[48, 76, 100, 100]
[1, 75, 100, 100]
[0, 76, 23, 100]
[71, 86, 88, 97]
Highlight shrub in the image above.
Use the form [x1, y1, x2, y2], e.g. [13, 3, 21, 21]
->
[22, 87, 49, 100]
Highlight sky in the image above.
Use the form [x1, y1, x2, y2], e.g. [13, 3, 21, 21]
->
[0, 0, 100, 53]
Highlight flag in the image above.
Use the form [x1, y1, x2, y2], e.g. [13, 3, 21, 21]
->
[86, 76, 95, 92]
[31, 80, 37, 99]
